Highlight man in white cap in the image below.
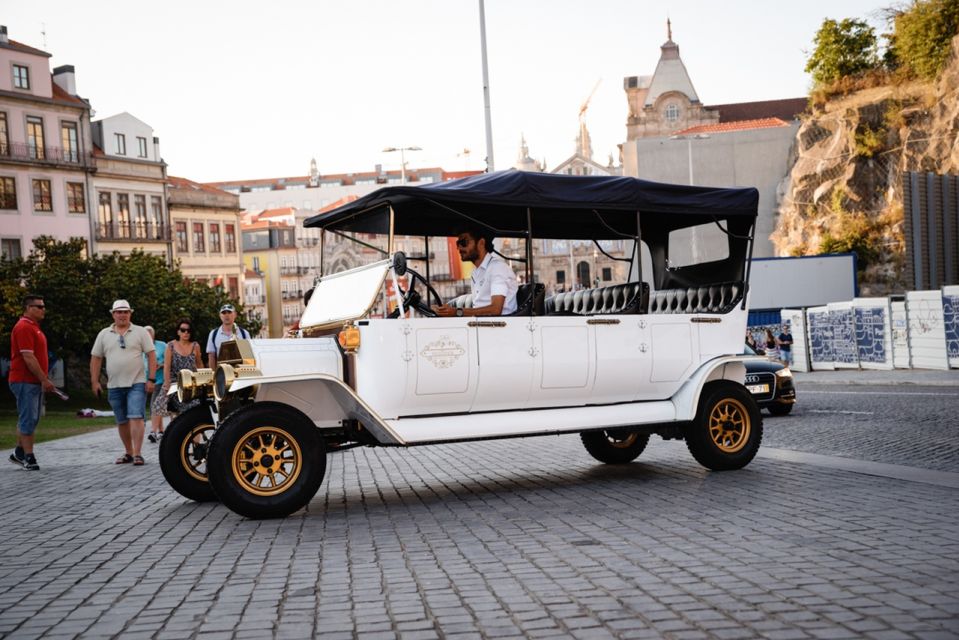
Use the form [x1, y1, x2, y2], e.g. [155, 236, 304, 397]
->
[90, 300, 156, 466]
[206, 303, 250, 369]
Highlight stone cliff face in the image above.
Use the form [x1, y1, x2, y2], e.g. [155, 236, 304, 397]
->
[773, 35, 959, 295]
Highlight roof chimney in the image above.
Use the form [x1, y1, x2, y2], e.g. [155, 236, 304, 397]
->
[0, 26, 8, 44]
[53, 65, 76, 95]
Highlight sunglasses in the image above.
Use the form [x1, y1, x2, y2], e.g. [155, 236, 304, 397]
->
[118, 334, 126, 349]
[220, 310, 234, 314]
[113, 310, 131, 314]
[178, 327, 191, 332]
[456, 237, 471, 248]
[29, 304, 46, 309]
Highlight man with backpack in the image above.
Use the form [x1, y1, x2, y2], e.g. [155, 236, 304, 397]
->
[206, 304, 250, 369]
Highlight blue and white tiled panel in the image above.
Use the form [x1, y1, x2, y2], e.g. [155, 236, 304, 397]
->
[807, 306, 835, 371]
[943, 285, 959, 369]
[828, 302, 859, 369]
[852, 297, 893, 370]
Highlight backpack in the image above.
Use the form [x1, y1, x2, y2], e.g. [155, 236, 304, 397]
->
[209, 325, 250, 353]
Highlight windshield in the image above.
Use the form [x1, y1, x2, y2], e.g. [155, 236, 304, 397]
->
[300, 259, 391, 331]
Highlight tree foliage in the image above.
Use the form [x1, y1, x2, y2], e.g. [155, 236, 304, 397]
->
[806, 18, 881, 86]
[890, 0, 959, 79]
[0, 237, 261, 363]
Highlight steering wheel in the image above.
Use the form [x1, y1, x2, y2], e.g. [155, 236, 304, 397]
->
[389, 252, 443, 318]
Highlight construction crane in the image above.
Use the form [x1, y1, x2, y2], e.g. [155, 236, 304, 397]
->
[579, 79, 602, 119]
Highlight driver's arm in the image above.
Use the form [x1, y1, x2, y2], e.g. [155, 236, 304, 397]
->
[432, 296, 505, 317]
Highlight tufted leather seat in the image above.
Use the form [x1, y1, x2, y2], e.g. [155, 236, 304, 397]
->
[647, 281, 744, 314]
[445, 282, 546, 316]
[544, 282, 649, 316]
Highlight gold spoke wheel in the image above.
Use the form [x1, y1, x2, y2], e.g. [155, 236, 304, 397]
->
[231, 427, 303, 496]
[180, 424, 214, 482]
[707, 398, 751, 453]
[606, 431, 639, 449]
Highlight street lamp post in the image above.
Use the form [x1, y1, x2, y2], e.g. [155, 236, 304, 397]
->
[668, 133, 709, 185]
[383, 146, 422, 184]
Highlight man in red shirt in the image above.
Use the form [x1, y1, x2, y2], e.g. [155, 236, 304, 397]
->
[8, 294, 55, 471]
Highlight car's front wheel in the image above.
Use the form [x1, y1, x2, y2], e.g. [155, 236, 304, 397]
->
[207, 403, 326, 519]
[581, 429, 650, 464]
[159, 404, 218, 502]
[686, 381, 762, 470]
[768, 403, 793, 416]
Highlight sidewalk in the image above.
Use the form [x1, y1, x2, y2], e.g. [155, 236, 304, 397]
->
[793, 366, 959, 386]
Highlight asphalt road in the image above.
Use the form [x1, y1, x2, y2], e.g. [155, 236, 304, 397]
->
[761, 382, 959, 473]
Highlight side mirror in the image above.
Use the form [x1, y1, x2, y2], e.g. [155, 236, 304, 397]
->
[392, 251, 407, 276]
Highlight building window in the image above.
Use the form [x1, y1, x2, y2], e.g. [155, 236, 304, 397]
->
[602, 267, 612, 281]
[0, 113, 8, 156]
[175, 221, 188, 252]
[32, 179, 52, 212]
[116, 193, 130, 238]
[228, 276, 239, 299]
[13, 65, 29, 90]
[137, 136, 148, 158]
[192, 222, 205, 253]
[61, 122, 79, 163]
[225, 223, 236, 253]
[67, 182, 85, 213]
[252, 256, 260, 272]
[664, 103, 680, 123]
[26, 116, 44, 160]
[98, 192, 113, 237]
[209, 223, 221, 253]
[150, 196, 163, 238]
[556, 270, 565, 285]
[133, 195, 147, 237]
[1, 238, 21, 260]
[114, 133, 126, 155]
[0, 177, 16, 209]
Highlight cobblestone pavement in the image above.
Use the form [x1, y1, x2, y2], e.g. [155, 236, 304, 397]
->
[761, 380, 959, 472]
[1, 413, 957, 639]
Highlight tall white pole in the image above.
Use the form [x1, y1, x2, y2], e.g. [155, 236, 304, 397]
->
[400, 148, 406, 184]
[687, 138, 694, 185]
[479, 0, 495, 172]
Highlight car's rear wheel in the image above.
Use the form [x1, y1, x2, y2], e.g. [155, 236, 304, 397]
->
[581, 429, 650, 464]
[686, 381, 762, 470]
[159, 404, 217, 502]
[207, 403, 326, 519]
[768, 403, 793, 416]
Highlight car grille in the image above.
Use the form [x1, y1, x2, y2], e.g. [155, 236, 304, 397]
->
[744, 371, 776, 402]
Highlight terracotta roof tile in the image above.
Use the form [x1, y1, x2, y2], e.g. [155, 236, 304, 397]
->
[672, 117, 790, 136]
[205, 167, 478, 190]
[50, 82, 87, 106]
[168, 175, 235, 197]
[257, 207, 296, 219]
[3, 39, 51, 57]
[244, 269, 262, 279]
[711, 98, 808, 123]
[318, 195, 359, 213]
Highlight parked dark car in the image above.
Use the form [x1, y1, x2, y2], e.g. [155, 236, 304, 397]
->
[744, 344, 796, 415]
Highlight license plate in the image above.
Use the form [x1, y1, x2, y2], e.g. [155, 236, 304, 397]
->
[747, 383, 769, 394]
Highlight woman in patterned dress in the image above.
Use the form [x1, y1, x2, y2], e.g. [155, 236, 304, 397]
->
[162, 318, 204, 416]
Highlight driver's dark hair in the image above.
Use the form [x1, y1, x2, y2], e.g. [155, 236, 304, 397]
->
[461, 226, 495, 253]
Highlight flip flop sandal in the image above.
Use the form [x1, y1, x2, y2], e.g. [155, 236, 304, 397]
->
[116, 454, 134, 464]
[133, 455, 145, 466]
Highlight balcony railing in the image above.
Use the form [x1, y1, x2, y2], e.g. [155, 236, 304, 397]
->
[96, 222, 172, 242]
[245, 295, 265, 305]
[279, 266, 298, 275]
[0, 142, 94, 169]
[281, 289, 302, 300]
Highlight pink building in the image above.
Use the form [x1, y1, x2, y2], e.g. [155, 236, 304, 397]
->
[0, 25, 94, 260]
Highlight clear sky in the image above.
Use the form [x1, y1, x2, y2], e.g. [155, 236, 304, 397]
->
[5, 0, 887, 183]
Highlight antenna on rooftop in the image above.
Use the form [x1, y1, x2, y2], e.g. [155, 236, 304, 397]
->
[41, 23, 47, 49]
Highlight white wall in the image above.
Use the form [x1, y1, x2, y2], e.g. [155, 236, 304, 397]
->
[906, 290, 949, 370]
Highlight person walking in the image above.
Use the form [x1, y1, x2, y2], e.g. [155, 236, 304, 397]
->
[90, 300, 156, 466]
[144, 326, 168, 443]
[163, 318, 204, 416]
[764, 328, 780, 362]
[206, 304, 250, 369]
[8, 294, 56, 471]
[777, 323, 794, 367]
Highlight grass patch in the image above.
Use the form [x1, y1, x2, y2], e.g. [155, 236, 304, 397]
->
[0, 386, 118, 450]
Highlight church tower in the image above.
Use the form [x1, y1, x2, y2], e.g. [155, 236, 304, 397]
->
[513, 134, 544, 172]
[623, 20, 719, 141]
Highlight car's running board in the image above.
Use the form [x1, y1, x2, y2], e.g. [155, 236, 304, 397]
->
[386, 400, 677, 444]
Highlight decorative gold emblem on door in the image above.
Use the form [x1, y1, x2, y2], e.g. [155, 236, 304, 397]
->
[420, 335, 466, 369]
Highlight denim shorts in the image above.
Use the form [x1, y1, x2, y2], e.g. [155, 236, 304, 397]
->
[108, 383, 146, 423]
[9, 382, 42, 435]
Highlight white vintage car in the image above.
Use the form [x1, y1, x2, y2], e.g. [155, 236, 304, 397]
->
[160, 171, 764, 519]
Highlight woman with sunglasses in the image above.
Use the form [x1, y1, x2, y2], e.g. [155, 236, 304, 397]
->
[162, 318, 204, 416]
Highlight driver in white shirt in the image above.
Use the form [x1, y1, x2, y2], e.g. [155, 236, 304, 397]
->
[432, 228, 518, 317]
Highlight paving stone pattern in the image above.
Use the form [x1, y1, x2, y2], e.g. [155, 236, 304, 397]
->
[1, 426, 957, 639]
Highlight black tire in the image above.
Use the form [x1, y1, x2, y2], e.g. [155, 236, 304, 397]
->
[686, 381, 763, 471]
[159, 404, 218, 502]
[206, 403, 326, 519]
[767, 403, 793, 416]
[581, 429, 650, 464]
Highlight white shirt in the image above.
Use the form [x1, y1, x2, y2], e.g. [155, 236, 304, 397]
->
[471, 252, 518, 314]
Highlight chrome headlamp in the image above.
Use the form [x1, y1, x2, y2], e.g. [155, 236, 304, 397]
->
[213, 363, 262, 402]
[177, 369, 214, 403]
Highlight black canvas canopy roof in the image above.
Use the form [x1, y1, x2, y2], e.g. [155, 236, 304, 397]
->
[303, 170, 759, 240]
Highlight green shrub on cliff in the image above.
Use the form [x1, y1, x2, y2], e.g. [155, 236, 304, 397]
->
[805, 18, 881, 86]
[889, 0, 959, 80]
